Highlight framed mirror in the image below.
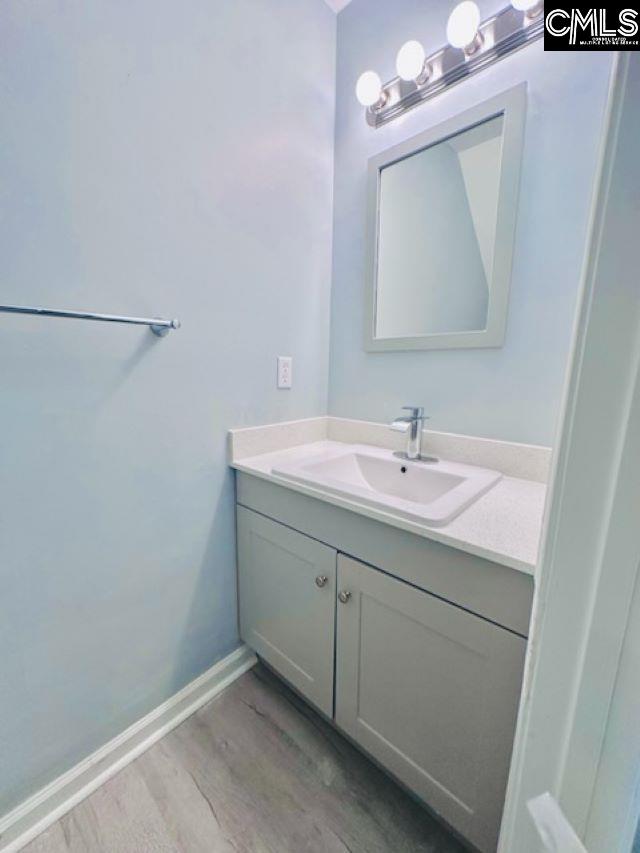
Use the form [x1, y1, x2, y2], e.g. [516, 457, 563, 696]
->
[364, 84, 526, 351]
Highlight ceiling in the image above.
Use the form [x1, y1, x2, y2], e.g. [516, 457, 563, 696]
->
[323, 0, 353, 11]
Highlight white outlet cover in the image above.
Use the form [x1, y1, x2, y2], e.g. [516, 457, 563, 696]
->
[277, 356, 292, 389]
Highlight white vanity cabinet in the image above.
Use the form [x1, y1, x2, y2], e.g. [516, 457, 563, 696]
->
[236, 487, 532, 853]
[236, 507, 336, 717]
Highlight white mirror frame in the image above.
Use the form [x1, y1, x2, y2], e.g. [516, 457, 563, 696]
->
[364, 83, 527, 352]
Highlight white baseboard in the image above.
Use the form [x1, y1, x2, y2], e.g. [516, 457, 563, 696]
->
[0, 645, 257, 853]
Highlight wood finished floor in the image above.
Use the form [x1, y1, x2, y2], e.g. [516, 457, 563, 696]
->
[23, 664, 467, 853]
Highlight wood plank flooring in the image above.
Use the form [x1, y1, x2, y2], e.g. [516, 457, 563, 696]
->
[23, 664, 468, 853]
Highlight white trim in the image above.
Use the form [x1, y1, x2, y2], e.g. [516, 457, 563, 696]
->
[0, 645, 257, 853]
[499, 52, 640, 852]
[586, 559, 640, 852]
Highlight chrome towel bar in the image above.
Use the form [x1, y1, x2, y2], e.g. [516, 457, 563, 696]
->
[0, 304, 180, 337]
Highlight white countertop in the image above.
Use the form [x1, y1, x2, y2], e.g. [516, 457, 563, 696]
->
[230, 440, 546, 576]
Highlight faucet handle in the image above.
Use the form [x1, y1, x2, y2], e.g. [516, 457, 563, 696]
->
[402, 406, 427, 421]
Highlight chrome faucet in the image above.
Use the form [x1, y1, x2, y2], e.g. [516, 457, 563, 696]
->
[390, 406, 436, 462]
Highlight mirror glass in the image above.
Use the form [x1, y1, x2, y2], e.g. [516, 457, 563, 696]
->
[374, 114, 505, 340]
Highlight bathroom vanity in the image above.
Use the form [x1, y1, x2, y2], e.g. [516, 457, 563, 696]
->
[230, 420, 546, 853]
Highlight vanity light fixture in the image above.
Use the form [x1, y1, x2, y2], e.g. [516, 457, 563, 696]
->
[447, 1, 483, 55]
[355, 2, 543, 128]
[396, 40, 431, 84]
[511, 0, 544, 20]
[356, 70, 386, 108]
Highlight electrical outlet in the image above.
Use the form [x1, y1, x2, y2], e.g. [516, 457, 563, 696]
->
[277, 356, 292, 389]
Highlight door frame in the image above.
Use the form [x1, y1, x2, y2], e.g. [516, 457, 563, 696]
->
[499, 52, 640, 853]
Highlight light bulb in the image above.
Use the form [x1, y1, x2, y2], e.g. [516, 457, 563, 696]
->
[511, 0, 543, 17]
[356, 71, 383, 107]
[446, 1, 482, 53]
[396, 40, 427, 82]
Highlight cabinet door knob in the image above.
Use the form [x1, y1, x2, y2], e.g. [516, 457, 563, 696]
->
[315, 575, 328, 588]
[338, 590, 351, 603]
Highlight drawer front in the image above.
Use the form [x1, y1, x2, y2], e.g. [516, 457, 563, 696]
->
[237, 507, 336, 716]
[335, 554, 526, 852]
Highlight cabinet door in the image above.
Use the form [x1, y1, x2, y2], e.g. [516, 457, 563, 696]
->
[335, 554, 526, 853]
[237, 507, 336, 716]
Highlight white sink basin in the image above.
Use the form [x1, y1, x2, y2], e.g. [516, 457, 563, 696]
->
[272, 444, 502, 527]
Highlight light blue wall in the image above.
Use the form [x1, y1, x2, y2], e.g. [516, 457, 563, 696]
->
[0, 0, 335, 815]
[329, 0, 614, 446]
